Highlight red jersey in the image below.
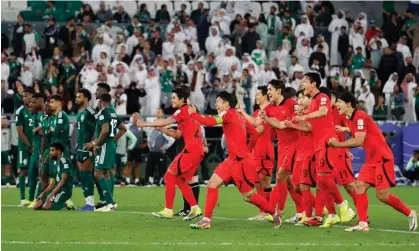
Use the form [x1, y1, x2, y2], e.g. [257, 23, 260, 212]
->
[293, 113, 314, 161]
[252, 109, 274, 158]
[347, 109, 393, 164]
[191, 109, 250, 159]
[308, 92, 337, 151]
[332, 106, 348, 142]
[172, 105, 204, 154]
[243, 115, 258, 151]
[265, 99, 299, 150]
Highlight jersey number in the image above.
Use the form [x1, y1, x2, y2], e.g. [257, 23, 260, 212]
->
[28, 119, 33, 127]
[110, 119, 117, 137]
[77, 122, 81, 130]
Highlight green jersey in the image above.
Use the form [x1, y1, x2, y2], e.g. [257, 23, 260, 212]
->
[76, 106, 96, 151]
[351, 55, 366, 72]
[15, 105, 34, 150]
[62, 63, 77, 90]
[95, 107, 119, 146]
[160, 69, 174, 93]
[53, 155, 73, 193]
[50, 110, 70, 146]
[8, 60, 21, 81]
[13, 94, 23, 112]
[32, 111, 44, 151]
[42, 115, 52, 152]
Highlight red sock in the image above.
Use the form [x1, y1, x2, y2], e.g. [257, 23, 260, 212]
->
[288, 186, 304, 213]
[385, 194, 411, 216]
[324, 193, 336, 214]
[264, 187, 272, 203]
[277, 182, 288, 213]
[317, 175, 344, 204]
[164, 172, 176, 209]
[249, 193, 275, 215]
[302, 190, 314, 217]
[204, 187, 218, 218]
[269, 185, 279, 210]
[315, 189, 325, 217]
[176, 177, 197, 207]
[348, 189, 357, 206]
[356, 193, 368, 222]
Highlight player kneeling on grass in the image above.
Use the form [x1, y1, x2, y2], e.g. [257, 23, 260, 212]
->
[188, 91, 279, 229]
[33, 142, 74, 210]
[328, 92, 417, 232]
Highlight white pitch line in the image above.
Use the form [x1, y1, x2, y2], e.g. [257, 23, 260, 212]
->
[2, 205, 418, 235]
[1, 241, 417, 247]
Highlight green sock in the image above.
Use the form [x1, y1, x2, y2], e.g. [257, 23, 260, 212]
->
[28, 167, 37, 201]
[35, 182, 43, 198]
[109, 172, 115, 197]
[81, 171, 94, 198]
[19, 175, 26, 200]
[98, 177, 113, 205]
[94, 178, 104, 202]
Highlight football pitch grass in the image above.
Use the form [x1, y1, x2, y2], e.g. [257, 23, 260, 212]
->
[1, 186, 418, 251]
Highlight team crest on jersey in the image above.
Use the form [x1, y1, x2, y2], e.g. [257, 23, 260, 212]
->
[57, 166, 60, 172]
[357, 119, 364, 130]
[81, 115, 85, 121]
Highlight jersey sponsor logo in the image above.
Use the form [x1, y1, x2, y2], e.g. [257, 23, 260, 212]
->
[58, 119, 63, 124]
[99, 115, 104, 120]
[173, 109, 181, 116]
[357, 119, 364, 130]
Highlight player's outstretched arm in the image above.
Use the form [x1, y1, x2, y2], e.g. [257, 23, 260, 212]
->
[264, 117, 286, 129]
[328, 132, 366, 148]
[114, 123, 127, 141]
[137, 116, 176, 128]
[237, 107, 262, 127]
[190, 113, 221, 126]
[284, 120, 312, 132]
[157, 127, 183, 139]
[299, 106, 328, 121]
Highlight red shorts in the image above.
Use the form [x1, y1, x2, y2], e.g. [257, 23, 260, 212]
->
[292, 160, 302, 186]
[358, 158, 396, 190]
[299, 155, 317, 187]
[277, 148, 296, 172]
[168, 150, 203, 181]
[315, 146, 339, 174]
[214, 156, 259, 193]
[255, 155, 274, 177]
[335, 149, 355, 185]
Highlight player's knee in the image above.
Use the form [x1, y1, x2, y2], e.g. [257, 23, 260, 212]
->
[300, 184, 310, 191]
[20, 169, 28, 176]
[42, 203, 51, 210]
[294, 185, 301, 194]
[375, 189, 389, 202]
[188, 175, 198, 184]
[94, 170, 104, 180]
[344, 183, 355, 193]
[354, 181, 368, 194]
[241, 190, 254, 201]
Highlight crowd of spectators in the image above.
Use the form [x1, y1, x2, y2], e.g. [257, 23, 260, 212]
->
[1, 1, 419, 121]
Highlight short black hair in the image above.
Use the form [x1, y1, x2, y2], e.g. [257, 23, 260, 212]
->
[331, 90, 342, 98]
[339, 92, 357, 108]
[305, 72, 322, 88]
[172, 86, 190, 103]
[284, 87, 297, 99]
[257, 86, 268, 96]
[217, 91, 236, 108]
[413, 149, 419, 154]
[268, 79, 285, 94]
[97, 83, 111, 93]
[51, 142, 65, 152]
[50, 94, 63, 102]
[32, 93, 44, 100]
[78, 88, 92, 101]
[100, 93, 112, 103]
[23, 88, 34, 95]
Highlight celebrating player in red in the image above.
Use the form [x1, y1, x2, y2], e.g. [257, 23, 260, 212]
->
[136, 86, 203, 221]
[328, 92, 417, 232]
[238, 86, 275, 221]
[296, 73, 352, 228]
[285, 91, 318, 225]
[331, 91, 357, 207]
[188, 91, 279, 229]
[259, 80, 304, 227]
